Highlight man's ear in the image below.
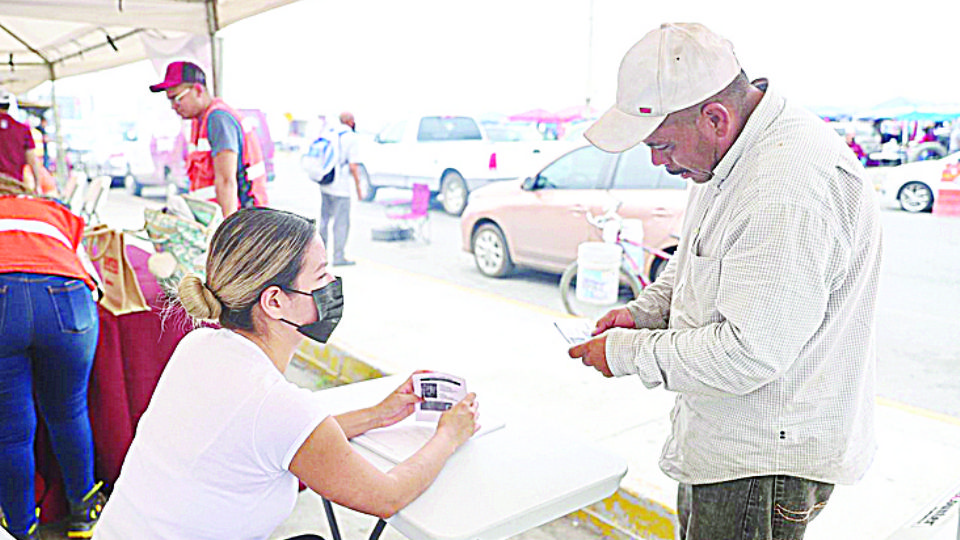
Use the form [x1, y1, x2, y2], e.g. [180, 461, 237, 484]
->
[699, 102, 732, 139]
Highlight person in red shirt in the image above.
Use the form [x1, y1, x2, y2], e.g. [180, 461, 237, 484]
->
[0, 90, 42, 192]
[0, 176, 106, 540]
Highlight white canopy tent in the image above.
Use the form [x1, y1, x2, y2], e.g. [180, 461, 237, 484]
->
[0, 0, 301, 180]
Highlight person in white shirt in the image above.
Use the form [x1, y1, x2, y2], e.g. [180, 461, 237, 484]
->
[319, 112, 362, 266]
[568, 23, 881, 539]
[94, 207, 478, 540]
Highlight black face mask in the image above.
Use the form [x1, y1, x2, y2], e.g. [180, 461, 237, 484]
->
[279, 276, 343, 343]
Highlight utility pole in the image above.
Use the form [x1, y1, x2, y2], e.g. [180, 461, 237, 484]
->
[585, 0, 594, 108]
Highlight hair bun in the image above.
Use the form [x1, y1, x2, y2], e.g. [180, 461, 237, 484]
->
[178, 275, 222, 321]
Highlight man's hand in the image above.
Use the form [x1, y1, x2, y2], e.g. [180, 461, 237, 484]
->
[593, 307, 636, 335]
[568, 334, 613, 377]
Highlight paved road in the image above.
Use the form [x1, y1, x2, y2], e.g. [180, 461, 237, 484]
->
[131, 152, 960, 419]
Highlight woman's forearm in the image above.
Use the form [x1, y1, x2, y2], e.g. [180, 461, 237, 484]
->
[334, 406, 383, 439]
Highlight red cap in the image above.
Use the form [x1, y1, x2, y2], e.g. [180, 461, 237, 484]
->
[149, 61, 206, 93]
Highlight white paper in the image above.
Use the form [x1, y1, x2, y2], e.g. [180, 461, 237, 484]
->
[553, 318, 594, 346]
[413, 372, 466, 421]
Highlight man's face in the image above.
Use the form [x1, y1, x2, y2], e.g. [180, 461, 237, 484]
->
[643, 110, 717, 184]
[165, 83, 202, 119]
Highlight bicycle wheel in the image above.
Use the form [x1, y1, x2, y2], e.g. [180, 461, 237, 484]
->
[559, 261, 643, 319]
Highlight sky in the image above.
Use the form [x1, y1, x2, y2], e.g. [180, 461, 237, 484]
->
[24, 0, 960, 139]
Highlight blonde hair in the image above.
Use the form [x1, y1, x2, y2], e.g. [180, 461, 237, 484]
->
[178, 208, 316, 331]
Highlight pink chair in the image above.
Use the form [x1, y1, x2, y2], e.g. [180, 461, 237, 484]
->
[384, 183, 430, 242]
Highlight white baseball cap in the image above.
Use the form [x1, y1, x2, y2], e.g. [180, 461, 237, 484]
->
[585, 23, 741, 153]
[0, 89, 13, 108]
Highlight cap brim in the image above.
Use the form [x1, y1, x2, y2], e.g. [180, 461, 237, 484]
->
[584, 106, 666, 153]
[149, 80, 177, 93]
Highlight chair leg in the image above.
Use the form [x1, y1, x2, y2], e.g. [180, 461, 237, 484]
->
[322, 497, 342, 540]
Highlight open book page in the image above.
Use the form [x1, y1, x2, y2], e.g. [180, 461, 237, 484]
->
[353, 414, 505, 464]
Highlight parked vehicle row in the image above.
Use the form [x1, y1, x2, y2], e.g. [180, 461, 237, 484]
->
[360, 115, 572, 215]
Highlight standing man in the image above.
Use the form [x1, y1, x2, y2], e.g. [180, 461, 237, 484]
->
[148, 61, 268, 217]
[0, 90, 42, 192]
[569, 23, 881, 538]
[319, 112, 362, 266]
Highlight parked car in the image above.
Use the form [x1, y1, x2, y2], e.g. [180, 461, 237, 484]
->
[362, 115, 568, 215]
[461, 144, 687, 279]
[871, 150, 959, 212]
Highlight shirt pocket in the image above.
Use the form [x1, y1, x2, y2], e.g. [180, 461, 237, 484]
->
[48, 280, 97, 334]
[678, 254, 722, 327]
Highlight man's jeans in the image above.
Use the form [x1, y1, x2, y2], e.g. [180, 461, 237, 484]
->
[0, 273, 99, 535]
[320, 192, 351, 262]
[678, 475, 834, 540]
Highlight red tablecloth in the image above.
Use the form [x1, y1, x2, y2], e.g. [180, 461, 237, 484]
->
[34, 245, 194, 522]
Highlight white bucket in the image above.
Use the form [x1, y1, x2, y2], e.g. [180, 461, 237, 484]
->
[575, 242, 623, 305]
[619, 219, 645, 269]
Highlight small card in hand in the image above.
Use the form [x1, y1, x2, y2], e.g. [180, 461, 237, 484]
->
[413, 372, 466, 421]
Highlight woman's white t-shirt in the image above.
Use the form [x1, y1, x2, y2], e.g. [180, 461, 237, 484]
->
[95, 328, 330, 540]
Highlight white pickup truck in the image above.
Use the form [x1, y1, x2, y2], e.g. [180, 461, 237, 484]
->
[360, 115, 569, 215]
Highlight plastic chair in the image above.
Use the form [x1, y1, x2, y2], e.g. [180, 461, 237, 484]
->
[79, 175, 110, 225]
[384, 183, 430, 242]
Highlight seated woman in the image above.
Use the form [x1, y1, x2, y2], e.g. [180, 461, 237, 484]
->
[94, 207, 478, 540]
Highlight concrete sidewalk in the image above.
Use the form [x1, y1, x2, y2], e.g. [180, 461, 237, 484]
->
[276, 257, 960, 540]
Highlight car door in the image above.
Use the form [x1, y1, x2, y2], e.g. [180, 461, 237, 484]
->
[367, 120, 409, 188]
[605, 145, 688, 253]
[508, 146, 617, 270]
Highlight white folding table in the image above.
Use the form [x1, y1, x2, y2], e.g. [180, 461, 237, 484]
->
[314, 376, 628, 540]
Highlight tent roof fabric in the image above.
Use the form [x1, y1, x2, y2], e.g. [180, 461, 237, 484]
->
[0, 0, 298, 93]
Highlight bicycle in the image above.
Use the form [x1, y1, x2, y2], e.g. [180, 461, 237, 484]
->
[559, 203, 674, 318]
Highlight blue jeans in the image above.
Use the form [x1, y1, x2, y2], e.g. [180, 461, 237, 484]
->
[0, 273, 99, 535]
[677, 475, 834, 540]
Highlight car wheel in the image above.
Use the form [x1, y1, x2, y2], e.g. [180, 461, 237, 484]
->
[358, 164, 377, 201]
[649, 249, 675, 283]
[898, 181, 934, 213]
[124, 174, 142, 197]
[472, 223, 513, 278]
[909, 142, 946, 163]
[440, 170, 468, 216]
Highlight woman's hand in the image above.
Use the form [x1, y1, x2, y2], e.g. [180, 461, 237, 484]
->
[436, 393, 480, 449]
[374, 372, 424, 429]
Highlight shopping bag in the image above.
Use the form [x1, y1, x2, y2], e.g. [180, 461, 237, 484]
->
[142, 196, 219, 297]
[83, 225, 151, 315]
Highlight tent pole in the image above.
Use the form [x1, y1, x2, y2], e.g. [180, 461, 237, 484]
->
[48, 65, 68, 189]
[205, 0, 222, 97]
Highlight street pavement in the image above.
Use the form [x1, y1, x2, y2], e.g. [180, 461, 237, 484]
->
[62, 172, 960, 539]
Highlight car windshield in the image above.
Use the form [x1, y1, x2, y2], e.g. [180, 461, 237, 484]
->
[417, 117, 482, 141]
[537, 146, 611, 189]
[485, 124, 544, 142]
[613, 145, 688, 190]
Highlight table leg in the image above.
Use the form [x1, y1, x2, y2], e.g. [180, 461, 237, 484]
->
[321, 497, 342, 540]
[369, 519, 387, 540]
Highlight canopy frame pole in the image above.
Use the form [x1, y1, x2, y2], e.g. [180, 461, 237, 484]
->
[205, 0, 222, 97]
